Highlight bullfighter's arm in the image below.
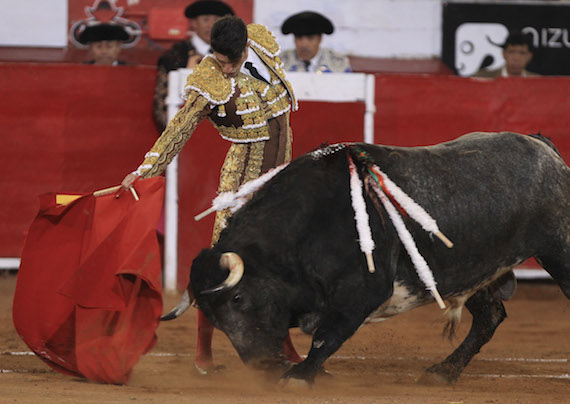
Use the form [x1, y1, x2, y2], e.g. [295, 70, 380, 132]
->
[135, 90, 211, 179]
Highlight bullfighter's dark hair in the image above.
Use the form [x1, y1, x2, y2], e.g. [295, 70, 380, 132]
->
[211, 16, 248, 61]
[503, 31, 534, 52]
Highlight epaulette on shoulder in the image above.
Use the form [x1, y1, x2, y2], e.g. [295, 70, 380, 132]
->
[183, 55, 236, 105]
[248, 24, 280, 58]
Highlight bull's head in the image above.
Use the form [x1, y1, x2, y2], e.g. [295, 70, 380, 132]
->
[191, 250, 293, 371]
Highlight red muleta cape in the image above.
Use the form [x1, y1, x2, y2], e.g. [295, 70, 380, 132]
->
[13, 177, 165, 384]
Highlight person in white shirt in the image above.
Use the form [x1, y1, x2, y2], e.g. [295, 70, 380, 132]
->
[280, 11, 351, 73]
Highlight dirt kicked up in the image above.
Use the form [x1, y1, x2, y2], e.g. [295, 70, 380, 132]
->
[1, 273, 568, 403]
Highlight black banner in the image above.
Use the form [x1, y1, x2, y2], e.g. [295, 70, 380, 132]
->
[442, 1, 570, 76]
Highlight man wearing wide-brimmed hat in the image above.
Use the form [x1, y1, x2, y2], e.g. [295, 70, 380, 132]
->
[78, 23, 130, 65]
[153, 0, 235, 131]
[280, 11, 351, 73]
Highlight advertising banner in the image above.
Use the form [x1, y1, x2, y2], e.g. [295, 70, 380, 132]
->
[442, 1, 570, 76]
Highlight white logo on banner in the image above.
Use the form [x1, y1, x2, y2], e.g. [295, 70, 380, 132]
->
[455, 23, 509, 77]
[69, 0, 142, 48]
[522, 27, 570, 49]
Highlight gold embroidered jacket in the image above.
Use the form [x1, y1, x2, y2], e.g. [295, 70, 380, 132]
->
[135, 24, 297, 179]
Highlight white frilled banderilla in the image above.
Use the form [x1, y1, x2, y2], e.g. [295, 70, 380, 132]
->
[194, 164, 289, 221]
[347, 148, 451, 309]
[195, 146, 451, 309]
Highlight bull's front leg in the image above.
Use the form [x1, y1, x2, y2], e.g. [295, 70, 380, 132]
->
[281, 311, 363, 384]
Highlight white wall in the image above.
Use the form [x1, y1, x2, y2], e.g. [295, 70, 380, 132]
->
[0, 0, 68, 47]
[0, 0, 442, 56]
[254, 0, 442, 59]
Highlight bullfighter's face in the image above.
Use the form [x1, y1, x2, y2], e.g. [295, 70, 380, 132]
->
[214, 47, 248, 78]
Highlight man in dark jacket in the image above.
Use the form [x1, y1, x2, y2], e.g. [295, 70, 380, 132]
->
[153, 0, 235, 130]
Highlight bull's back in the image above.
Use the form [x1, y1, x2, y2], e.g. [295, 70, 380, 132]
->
[360, 131, 568, 219]
[357, 132, 568, 290]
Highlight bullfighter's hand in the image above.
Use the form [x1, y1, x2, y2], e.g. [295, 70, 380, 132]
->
[117, 172, 141, 201]
[121, 172, 139, 190]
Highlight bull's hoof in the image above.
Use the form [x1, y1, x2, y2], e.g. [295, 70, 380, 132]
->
[418, 364, 459, 385]
[194, 362, 226, 376]
[280, 362, 317, 385]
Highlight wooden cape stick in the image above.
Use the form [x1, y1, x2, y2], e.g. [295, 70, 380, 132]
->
[93, 185, 121, 197]
[93, 185, 139, 201]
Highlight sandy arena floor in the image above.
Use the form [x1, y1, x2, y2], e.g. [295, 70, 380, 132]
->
[1, 272, 568, 403]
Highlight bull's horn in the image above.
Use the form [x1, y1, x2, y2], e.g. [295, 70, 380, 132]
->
[201, 252, 244, 294]
[161, 289, 195, 321]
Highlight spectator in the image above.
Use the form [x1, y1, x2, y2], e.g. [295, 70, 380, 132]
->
[153, 0, 235, 131]
[473, 31, 539, 78]
[78, 23, 130, 65]
[121, 16, 302, 374]
[280, 11, 351, 73]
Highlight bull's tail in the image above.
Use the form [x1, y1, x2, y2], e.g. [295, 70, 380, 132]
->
[442, 298, 466, 341]
[161, 290, 194, 321]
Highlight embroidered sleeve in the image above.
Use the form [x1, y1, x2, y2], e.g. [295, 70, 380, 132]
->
[135, 91, 211, 178]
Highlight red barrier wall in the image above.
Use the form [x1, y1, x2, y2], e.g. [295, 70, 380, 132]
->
[374, 75, 570, 159]
[1, 64, 569, 286]
[0, 63, 160, 256]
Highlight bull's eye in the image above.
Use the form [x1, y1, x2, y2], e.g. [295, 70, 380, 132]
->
[233, 294, 241, 303]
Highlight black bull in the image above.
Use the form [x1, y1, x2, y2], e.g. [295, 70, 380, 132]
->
[184, 132, 569, 384]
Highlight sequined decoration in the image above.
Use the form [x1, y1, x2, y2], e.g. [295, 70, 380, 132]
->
[211, 142, 265, 244]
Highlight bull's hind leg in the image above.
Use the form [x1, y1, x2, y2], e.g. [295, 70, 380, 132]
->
[424, 288, 506, 384]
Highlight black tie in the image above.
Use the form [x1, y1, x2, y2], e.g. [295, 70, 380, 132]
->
[245, 62, 269, 84]
[303, 60, 311, 72]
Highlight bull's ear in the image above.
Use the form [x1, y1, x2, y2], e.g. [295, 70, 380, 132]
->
[202, 252, 245, 294]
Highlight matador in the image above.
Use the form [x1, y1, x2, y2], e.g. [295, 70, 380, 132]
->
[121, 18, 302, 373]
